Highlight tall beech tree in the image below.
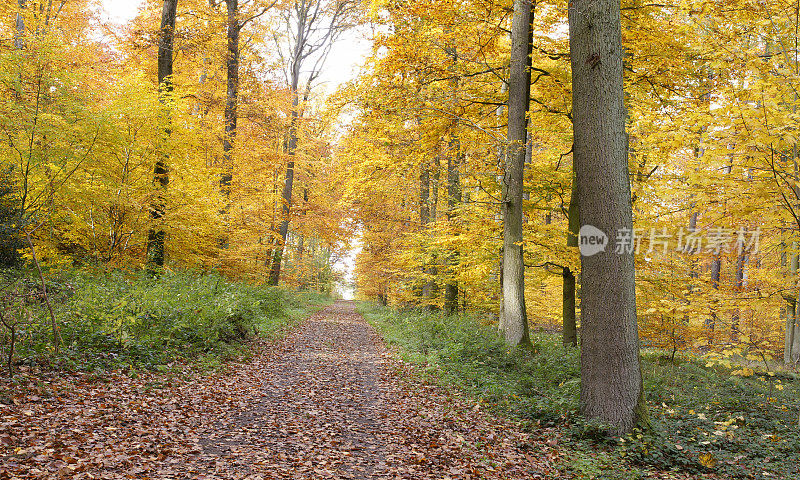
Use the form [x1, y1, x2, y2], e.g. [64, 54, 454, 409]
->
[499, 0, 533, 348]
[145, 0, 178, 271]
[268, 0, 355, 285]
[220, 0, 239, 194]
[217, 0, 276, 196]
[568, 0, 646, 433]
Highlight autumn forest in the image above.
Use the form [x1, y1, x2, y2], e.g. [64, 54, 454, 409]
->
[1, 0, 800, 478]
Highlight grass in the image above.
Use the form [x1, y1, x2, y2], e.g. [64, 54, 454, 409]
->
[0, 268, 331, 375]
[360, 302, 800, 479]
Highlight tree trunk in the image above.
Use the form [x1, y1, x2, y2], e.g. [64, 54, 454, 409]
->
[731, 249, 747, 341]
[268, 88, 300, 285]
[14, 0, 25, 50]
[146, 0, 178, 272]
[787, 245, 800, 364]
[706, 255, 721, 343]
[789, 297, 800, 364]
[499, 0, 533, 348]
[423, 154, 440, 305]
[569, 0, 647, 434]
[563, 170, 579, 346]
[419, 155, 435, 301]
[443, 52, 462, 315]
[220, 0, 240, 196]
[443, 139, 462, 315]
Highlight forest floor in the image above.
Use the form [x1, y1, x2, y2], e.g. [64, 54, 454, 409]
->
[0, 301, 559, 479]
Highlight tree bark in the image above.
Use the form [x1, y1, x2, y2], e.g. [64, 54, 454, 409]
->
[499, 0, 533, 348]
[443, 56, 462, 315]
[14, 0, 25, 50]
[787, 245, 800, 364]
[423, 155, 440, 305]
[146, 0, 178, 272]
[563, 170, 579, 346]
[221, 0, 239, 196]
[569, 0, 647, 434]
[731, 249, 747, 341]
[268, 86, 300, 285]
[418, 154, 436, 302]
[706, 255, 722, 343]
[443, 138, 462, 315]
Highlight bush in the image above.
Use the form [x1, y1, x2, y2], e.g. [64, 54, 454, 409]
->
[362, 302, 800, 479]
[359, 303, 581, 425]
[0, 269, 308, 372]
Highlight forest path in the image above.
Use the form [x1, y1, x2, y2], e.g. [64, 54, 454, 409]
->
[180, 301, 557, 479]
[0, 302, 558, 479]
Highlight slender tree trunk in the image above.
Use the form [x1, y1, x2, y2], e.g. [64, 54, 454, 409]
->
[443, 58, 462, 315]
[443, 140, 462, 315]
[423, 154, 440, 306]
[269, 88, 300, 285]
[563, 170, 578, 346]
[790, 295, 800, 364]
[569, 0, 647, 434]
[706, 255, 721, 344]
[297, 233, 306, 288]
[731, 249, 747, 341]
[146, 0, 178, 272]
[781, 236, 790, 363]
[787, 245, 800, 364]
[14, 0, 25, 50]
[418, 155, 434, 301]
[221, 0, 240, 195]
[499, 0, 533, 348]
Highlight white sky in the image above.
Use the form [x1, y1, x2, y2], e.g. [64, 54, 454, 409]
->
[100, 0, 371, 92]
[100, 0, 142, 24]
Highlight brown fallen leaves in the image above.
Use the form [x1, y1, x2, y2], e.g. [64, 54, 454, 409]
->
[1, 302, 560, 479]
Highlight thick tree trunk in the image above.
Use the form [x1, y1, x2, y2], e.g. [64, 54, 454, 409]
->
[569, 0, 647, 434]
[146, 0, 178, 272]
[494, 82, 507, 324]
[499, 0, 533, 348]
[563, 171, 579, 346]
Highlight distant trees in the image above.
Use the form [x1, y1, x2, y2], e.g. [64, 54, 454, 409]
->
[5, 0, 800, 396]
[268, 0, 356, 285]
[0, 0, 342, 292]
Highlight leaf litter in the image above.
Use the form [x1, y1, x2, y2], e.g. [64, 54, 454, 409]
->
[1, 302, 558, 479]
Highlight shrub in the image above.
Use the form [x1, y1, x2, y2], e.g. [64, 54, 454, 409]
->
[362, 302, 800, 479]
[1, 268, 305, 372]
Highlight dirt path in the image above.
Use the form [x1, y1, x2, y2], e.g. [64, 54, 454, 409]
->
[1, 302, 558, 479]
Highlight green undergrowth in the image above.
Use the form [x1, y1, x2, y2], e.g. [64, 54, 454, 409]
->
[0, 268, 330, 374]
[361, 302, 800, 480]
